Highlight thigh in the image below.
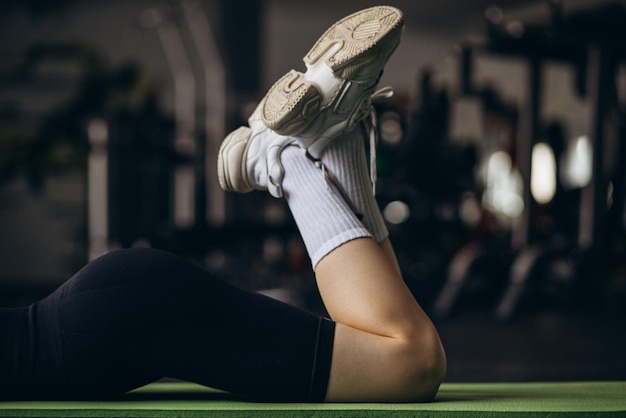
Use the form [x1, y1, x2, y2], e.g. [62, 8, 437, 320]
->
[55, 248, 335, 401]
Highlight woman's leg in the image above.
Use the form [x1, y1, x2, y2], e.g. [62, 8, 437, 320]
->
[279, 145, 446, 402]
[318, 239, 446, 402]
[216, 4, 446, 396]
[1, 248, 334, 402]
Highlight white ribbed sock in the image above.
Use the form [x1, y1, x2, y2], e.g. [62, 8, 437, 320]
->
[321, 127, 389, 243]
[281, 145, 372, 268]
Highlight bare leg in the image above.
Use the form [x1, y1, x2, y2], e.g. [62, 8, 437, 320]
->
[318, 238, 446, 402]
[379, 238, 403, 276]
[312, 118, 444, 401]
[280, 146, 446, 402]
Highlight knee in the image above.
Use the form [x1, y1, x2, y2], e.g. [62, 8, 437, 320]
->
[397, 327, 447, 402]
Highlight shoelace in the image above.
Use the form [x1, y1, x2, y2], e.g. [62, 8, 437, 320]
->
[365, 86, 394, 196]
[314, 86, 394, 217]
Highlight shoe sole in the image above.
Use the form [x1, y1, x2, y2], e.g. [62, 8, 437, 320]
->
[261, 6, 404, 137]
[217, 126, 254, 193]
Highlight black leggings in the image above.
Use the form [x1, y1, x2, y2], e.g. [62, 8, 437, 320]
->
[0, 248, 334, 402]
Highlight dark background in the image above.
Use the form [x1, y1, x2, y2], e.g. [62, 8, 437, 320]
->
[1, 0, 625, 383]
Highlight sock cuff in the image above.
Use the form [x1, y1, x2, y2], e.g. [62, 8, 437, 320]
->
[310, 227, 372, 268]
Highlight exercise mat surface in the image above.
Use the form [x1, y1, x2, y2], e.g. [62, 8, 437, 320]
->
[1, 381, 625, 417]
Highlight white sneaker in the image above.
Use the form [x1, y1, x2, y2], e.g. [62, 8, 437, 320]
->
[218, 6, 404, 198]
[261, 5, 404, 160]
[217, 90, 391, 201]
[217, 100, 296, 198]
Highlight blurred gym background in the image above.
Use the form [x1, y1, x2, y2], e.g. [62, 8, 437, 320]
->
[1, 0, 625, 382]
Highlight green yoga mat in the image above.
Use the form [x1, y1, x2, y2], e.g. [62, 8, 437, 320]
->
[1, 381, 625, 417]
